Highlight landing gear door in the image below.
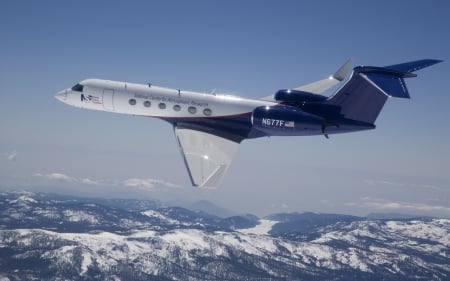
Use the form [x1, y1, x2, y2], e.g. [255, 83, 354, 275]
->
[102, 89, 115, 112]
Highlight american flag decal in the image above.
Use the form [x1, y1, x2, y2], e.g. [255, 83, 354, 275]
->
[284, 121, 295, 128]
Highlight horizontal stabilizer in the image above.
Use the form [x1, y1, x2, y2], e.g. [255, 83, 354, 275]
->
[385, 59, 443, 73]
[354, 59, 442, 99]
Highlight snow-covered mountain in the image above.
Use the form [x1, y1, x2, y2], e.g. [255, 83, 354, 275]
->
[0, 191, 449, 281]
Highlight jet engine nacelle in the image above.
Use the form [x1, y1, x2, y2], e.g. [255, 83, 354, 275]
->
[274, 89, 327, 103]
[252, 105, 324, 136]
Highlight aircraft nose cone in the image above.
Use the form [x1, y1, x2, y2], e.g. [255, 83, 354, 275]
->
[55, 90, 67, 102]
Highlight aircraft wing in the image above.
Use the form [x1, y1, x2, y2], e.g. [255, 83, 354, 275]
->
[174, 127, 239, 187]
[260, 59, 353, 101]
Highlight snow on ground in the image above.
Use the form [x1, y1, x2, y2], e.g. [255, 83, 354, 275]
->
[385, 219, 450, 247]
[8, 194, 37, 204]
[161, 229, 209, 251]
[141, 210, 179, 225]
[33, 209, 61, 219]
[80, 251, 92, 275]
[238, 219, 278, 235]
[3, 218, 449, 276]
[62, 210, 99, 224]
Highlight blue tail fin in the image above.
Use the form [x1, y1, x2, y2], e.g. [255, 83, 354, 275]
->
[326, 59, 442, 124]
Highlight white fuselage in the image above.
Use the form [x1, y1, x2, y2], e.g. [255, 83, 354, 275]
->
[55, 79, 275, 120]
[53, 59, 438, 187]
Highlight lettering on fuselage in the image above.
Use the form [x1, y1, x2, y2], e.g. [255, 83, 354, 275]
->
[261, 118, 295, 128]
[262, 118, 284, 127]
[81, 94, 101, 104]
[134, 93, 208, 107]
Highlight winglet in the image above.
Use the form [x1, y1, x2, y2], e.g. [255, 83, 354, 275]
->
[260, 59, 353, 101]
[333, 58, 353, 81]
[294, 58, 353, 94]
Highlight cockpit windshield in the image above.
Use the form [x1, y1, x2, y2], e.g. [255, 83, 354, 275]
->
[71, 83, 84, 92]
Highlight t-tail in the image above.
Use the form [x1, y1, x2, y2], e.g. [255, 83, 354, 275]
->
[325, 59, 442, 126]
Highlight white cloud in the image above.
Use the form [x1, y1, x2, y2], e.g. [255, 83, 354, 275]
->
[34, 173, 77, 182]
[363, 179, 442, 191]
[33, 173, 103, 185]
[7, 150, 17, 161]
[123, 178, 181, 189]
[33, 172, 181, 189]
[346, 197, 450, 214]
[270, 203, 290, 210]
[123, 178, 156, 189]
[80, 178, 102, 185]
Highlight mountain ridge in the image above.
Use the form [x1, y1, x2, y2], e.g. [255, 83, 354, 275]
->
[0, 191, 449, 280]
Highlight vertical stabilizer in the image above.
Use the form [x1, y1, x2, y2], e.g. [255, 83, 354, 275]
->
[326, 59, 442, 124]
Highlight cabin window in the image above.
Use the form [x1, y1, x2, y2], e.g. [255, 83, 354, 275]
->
[203, 108, 212, 116]
[173, 104, 181, 111]
[129, 99, 136, 105]
[159, 103, 166, 109]
[188, 106, 197, 114]
[144, 101, 151, 107]
[71, 84, 84, 92]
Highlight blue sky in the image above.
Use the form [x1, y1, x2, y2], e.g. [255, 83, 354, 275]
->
[1, 1, 449, 217]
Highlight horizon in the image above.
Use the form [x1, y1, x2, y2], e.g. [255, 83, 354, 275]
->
[2, 189, 447, 220]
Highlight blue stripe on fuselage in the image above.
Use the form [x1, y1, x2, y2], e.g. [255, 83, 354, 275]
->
[161, 112, 259, 143]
